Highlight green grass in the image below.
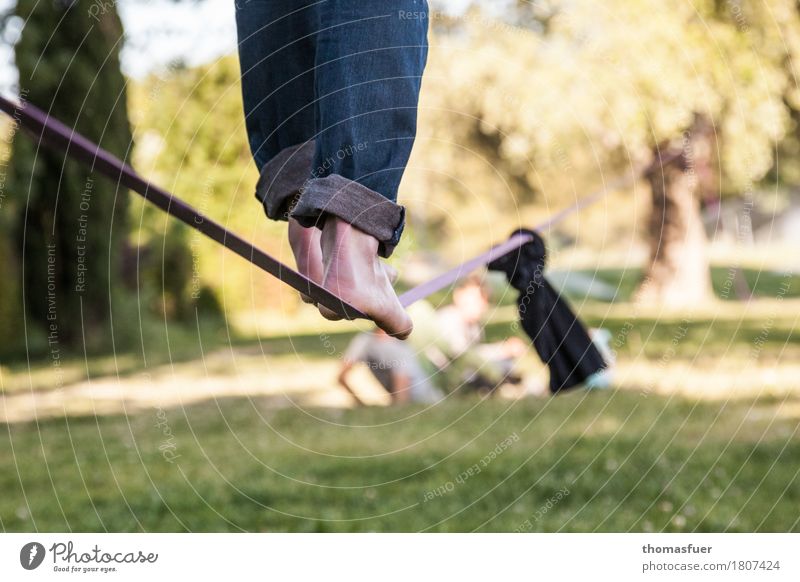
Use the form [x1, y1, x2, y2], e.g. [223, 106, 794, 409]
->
[1, 265, 797, 532]
[1, 390, 798, 532]
[585, 266, 800, 303]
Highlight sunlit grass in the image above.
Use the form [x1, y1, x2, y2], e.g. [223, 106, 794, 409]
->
[0, 263, 796, 532]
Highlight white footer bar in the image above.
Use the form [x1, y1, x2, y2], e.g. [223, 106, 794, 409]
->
[1, 533, 797, 581]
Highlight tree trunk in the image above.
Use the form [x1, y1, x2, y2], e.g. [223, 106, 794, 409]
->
[636, 117, 714, 307]
[11, 0, 131, 349]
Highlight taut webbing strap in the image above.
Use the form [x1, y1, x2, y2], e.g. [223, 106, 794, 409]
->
[399, 161, 654, 306]
[1, 95, 672, 320]
[0, 95, 366, 320]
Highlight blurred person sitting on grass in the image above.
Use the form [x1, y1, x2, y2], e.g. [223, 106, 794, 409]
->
[338, 329, 445, 406]
[410, 275, 528, 397]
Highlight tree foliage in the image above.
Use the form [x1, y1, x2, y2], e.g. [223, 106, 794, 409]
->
[128, 57, 285, 314]
[411, 0, 800, 299]
[419, 0, 796, 204]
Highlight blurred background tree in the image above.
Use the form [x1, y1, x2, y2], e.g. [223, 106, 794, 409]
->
[8, 0, 131, 350]
[412, 0, 796, 306]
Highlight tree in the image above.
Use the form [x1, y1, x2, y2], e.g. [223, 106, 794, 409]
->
[10, 0, 132, 348]
[418, 0, 796, 305]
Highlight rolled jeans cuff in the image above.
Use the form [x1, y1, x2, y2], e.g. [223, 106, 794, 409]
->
[255, 141, 315, 221]
[292, 175, 405, 258]
[255, 144, 406, 258]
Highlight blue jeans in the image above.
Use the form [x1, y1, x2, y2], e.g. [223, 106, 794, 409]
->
[235, 0, 429, 256]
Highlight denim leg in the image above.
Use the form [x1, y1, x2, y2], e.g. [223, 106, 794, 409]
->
[235, 0, 318, 218]
[291, 0, 429, 257]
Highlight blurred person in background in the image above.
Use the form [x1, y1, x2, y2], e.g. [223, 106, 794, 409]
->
[411, 276, 527, 397]
[338, 329, 445, 406]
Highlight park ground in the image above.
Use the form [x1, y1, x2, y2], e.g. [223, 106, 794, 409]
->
[0, 267, 798, 532]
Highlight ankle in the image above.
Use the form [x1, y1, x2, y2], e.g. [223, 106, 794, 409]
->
[288, 218, 314, 246]
[321, 215, 379, 257]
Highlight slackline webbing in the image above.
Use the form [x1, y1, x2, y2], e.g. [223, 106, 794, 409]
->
[0, 96, 668, 319]
[0, 95, 366, 320]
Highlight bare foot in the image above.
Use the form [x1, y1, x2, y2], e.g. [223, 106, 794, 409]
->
[288, 218, 398, 307]
[319, 216, 413, 339]
[288, 218, 324, 304]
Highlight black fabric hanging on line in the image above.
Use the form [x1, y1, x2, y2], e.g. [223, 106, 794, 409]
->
[488, 229, 606, 394]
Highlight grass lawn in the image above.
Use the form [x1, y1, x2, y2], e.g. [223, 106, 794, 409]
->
[1, 389, 798, 532]
[1, 265, 797, 532]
